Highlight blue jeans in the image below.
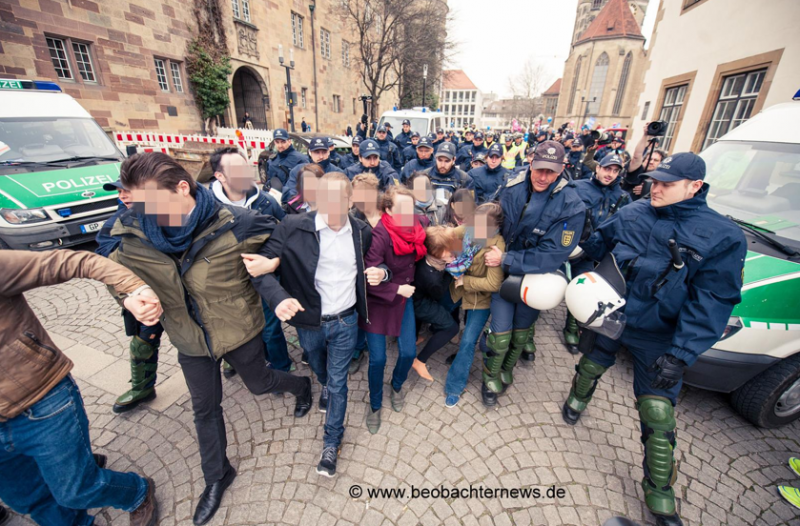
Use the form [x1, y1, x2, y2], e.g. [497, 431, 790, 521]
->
[445, 309, 490, 396]
[366, 299, 416, 411]
[489, 292, 540, 333]
[353, 328, 367, 361]
[297, 311, 358, 449]
[0, 376, 147, 526]
[262, 299, 291, 371]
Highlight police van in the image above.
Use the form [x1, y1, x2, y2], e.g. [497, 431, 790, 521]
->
[685, 100, 800, 428]
[378, 108, 444, 137]
[0, 79, 123, 250]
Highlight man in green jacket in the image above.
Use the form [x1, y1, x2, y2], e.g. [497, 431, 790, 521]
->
[108, 152, 312, 526]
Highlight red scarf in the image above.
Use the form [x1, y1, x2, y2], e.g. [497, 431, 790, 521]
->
[381, 213, 427, 261]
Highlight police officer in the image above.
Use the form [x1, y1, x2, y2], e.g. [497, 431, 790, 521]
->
[400, 135, 435, 184]
[266, 128, 306, 189]
[374, 125, 403, 171]
[469, 143, 510, 205]
[501, 133, 525, 170]
[482, 141, 585, 406]
[563, 154, 631, 351]
[423, 142, 474, 202]
[484, 131, 496, 149]
[562, 153, 747, 526]
[344, 138, 398, 190]
[394, 119, 414, 150]
[431, 127, 446, 149]
[339, 135, 362, 170]
[282, 137, 342, 203]
[328, 137, 343, 167]
[456, 131, 488, 172]
[402, 132, 421, 163]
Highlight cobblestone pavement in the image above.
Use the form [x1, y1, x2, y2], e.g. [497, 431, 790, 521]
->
[6, 275, 800, 526]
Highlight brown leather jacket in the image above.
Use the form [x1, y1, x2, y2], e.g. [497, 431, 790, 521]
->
[0, 250, 145, 420]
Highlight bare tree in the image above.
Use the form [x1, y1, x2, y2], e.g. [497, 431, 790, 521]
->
[507, 59, 552, 128]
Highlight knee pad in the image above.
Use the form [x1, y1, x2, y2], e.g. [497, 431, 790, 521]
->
[130, 335, 157, 360]
[486, 331, 511, 358]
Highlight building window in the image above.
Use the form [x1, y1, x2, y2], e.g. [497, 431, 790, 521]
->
[154, 58, 169, 92]
[658, 85, 687, 151]
[46, 37, 73, 80]
[612, 52, 632, 116]
[587, 52, 609, 115]
[703, 69, 766, 149]
[320, 29, 331, 60]
[353, 98, 357, 114]
[342, 41, 350, 67]
[71, 42, 95, 82]
[592, 0, 603, 9]
[291, 12, 304, 48]
[170, 62, 184, 93]
[641, 101, 650, 120]
[231, 0, 240, 20]
[333, 94, 341, 113]
[301, 88, 307, 108]
[568, 56, 582, 114]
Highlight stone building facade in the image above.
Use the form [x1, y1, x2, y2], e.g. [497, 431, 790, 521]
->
[0, 0, 398, 135]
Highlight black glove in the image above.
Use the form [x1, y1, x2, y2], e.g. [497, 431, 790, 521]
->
[650, 354, 687, 390]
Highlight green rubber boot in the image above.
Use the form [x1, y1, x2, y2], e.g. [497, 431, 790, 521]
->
[563, 313, 580, 354]
[521, 325, 536, 361]
[562, 356, 608, 425]
[482, 331, 511, 394]
[638, 395, 681, 522]
[112, 336, 158, 413]
[500, 329, 530, 386]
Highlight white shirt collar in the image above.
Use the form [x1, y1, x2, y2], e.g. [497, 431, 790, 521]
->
[315, 212, 352, 235]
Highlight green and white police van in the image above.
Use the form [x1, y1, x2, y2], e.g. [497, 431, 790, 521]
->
[684, 100, 800, 428]
[0, 79, 124, 250]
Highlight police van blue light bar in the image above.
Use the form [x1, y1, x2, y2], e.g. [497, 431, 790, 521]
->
[0, 79, 62, 92]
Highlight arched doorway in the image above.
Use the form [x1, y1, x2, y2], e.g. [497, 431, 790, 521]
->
[232, 66, 270, 130]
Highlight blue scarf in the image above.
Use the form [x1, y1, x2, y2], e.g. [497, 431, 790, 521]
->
[138, 184, 218, 254]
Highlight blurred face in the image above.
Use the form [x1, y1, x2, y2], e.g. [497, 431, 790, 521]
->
[515, 137, 522, 144]
[596, 164, 622, 186]
[417, 146, 433, 160]
[526, 152, 535, 163]
[402, 124, 410, 133]
[437, 131, 444, 139]
[647, 152, 663, 172]
[388, 193, 415, 227]
[309, 148, 330, 163]
[529, 167, 562, 193]
[215, 153, 252, 194]
[275, 138, 290, 153]
[352, 144, 360, 156]
[360, 154, 380, 169]
[301, 171, 319, 207]
[131, 179, 194, 227]
[471, 160, 485, 169]
[465, 133, 473, 142]
[571, 143, 583, 152]
[435, 155, 454, 174]
[650, 179, 703, 208]
[411, 177, 433, 203]
[411, 136, 420, 145]
[474, 210, 499, 240]
[376, 130, 387, 140]
[450, 198, 475, 224]
[438, 248, 456, 263]
[486, 154, 502, 170]
[353, 183, 379, 212]
[611, 140, 621, 150]
[473, 137, 483, 146]
[118, 188, 133, 208]
[318, 178, 351, 229]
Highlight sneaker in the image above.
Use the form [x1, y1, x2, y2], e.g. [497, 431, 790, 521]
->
[790, 457, 800, 477]
[319, 385, 329, 413]
[445, 394, 460, 408]
[222, 361, 237, 379]
[366, 406, 381, 434]
[779, 486, 800, 510]
[316, 447, 339, 477]
[390, 387, 404, 412]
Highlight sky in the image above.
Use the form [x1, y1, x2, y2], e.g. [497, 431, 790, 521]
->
[446, 0, 657, 98]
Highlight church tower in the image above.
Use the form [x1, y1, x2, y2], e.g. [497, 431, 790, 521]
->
[571, 0, 649, 45]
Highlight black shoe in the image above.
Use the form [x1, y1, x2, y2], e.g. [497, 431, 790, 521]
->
[222, 362, 237, 379]
[316, 447, 338, 477]
[301, 352, 309, 365]
[521, 351, 535, 362]
[654, 513, 684, 526]
[445, 354, 456, 365]
[94, 453, 107, 469]
[0, 505, 10, 526]
[192, 466, 236, 526]
[481, 383, 497, 407]
[319, 385, 329, 413]
[294, 378, 312, 417]
[566, 344, 580, 355]
[561, 402, 582, 426]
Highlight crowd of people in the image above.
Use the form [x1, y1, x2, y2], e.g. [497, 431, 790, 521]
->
[0, 116, 749, 526]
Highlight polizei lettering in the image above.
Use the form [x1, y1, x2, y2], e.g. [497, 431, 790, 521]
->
[41, 174, 115, 193]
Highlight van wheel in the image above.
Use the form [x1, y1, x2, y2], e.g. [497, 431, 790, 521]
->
[730, 354, 800, 428]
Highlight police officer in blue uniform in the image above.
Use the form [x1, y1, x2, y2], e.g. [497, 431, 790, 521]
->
[456, 131, 488, 172]
[327, 137, 343, 167]
[423, 142, 473, 202]
[402, 132, 421, 163]
[281, 137, 342, 203]
[468, 143, 511, 204]
[394, 119, 415, 151]
[562, 153, 747, 526]
[400, 135, 435, 184]
[266, 128, 306, 189]
[374, 124, 403, 171]
[482, 141, 586, 406]
[339, 135, 361, 170]
[563, 154, 631, 350]
[344, 138, 398, 190]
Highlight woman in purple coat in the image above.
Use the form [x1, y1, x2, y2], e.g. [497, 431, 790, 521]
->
[361, 185, 427, 434]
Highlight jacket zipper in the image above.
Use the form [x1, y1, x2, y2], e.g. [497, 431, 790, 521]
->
[23, 331, 58, 355]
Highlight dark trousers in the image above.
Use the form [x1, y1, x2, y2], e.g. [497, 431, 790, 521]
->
[178, 336, 308, 485]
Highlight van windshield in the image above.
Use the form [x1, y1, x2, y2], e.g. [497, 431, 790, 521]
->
[0, 117, 121, 174]
[378, 116, 429, 136]
[702, 140, 800, 246]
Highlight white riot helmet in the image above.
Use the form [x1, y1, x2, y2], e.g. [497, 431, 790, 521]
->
[568, 245, 584, 261]
[499, 271, 568, 311]
[565, 253, 627, 340]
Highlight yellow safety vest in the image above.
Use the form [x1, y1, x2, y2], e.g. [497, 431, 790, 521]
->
[502, 142, 525, 169]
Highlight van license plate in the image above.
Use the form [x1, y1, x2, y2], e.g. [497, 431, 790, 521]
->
[80, 222, 103, 233]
